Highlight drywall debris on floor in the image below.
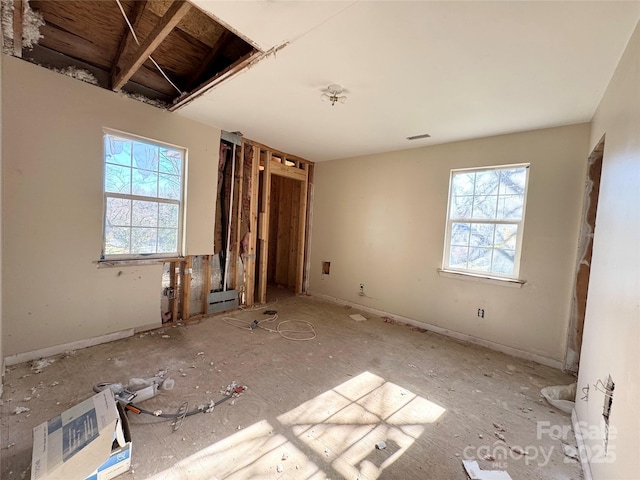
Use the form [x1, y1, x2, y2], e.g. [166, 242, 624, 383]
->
[349, 313, 367, 322]
[463, 460, 512, 480]
[540, 383, 576, 414]
[13, 406, 30, 415]
[31, 358, 54, 373]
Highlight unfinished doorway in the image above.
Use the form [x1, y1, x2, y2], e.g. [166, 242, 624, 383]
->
[256, 151, 310, 303]
[565, 135, 604, 373]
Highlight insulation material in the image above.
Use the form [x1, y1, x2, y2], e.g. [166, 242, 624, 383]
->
[21, 0, 43, 49]
[210, 254, 222, 293]
[51, 66, 99, 85]
[1, 0, 44, 54]
[189, 255, 205, 316]
[1, 0, 15, 54]
[119, 91, 167, 109]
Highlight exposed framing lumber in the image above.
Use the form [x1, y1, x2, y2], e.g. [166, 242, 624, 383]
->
[302, 164, 315, 293]
[185, 30, 231, 90]
[13, 0, 23, 58]
[170, 261, 179, 323]
[181, 255, 192, 320]
[296, 169, 309, 294]
[244, 144, 260, 306]
[243, 139, 313, 168]
[111, 0, 147, 80]
[169, 49, 261, 111]
[270, 159, 307, 181]
[232, 143, 245, 291]
[112, 0, 191, 91]
[201, 255, 211, 314]
[257, 151, 272, 304]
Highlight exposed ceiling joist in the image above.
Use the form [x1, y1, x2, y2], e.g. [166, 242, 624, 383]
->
[111, 0, 148, 81]
[112, 0, 191, 91]
[185, 29, 230, 91]
[13, 0, 23, 57]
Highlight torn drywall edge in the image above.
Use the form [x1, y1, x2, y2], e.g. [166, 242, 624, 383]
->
[308, 291, 563, 370]
[4, 328, 134, 367]
[572, 409, 593, 480]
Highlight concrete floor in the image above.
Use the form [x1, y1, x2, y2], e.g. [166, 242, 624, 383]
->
[1, 293, 582, 479]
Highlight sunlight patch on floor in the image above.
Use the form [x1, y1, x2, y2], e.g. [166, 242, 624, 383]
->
[147, 372, 445, 480]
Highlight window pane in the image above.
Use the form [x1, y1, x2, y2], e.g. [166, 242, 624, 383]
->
[468, 247, 492, 272]
[105, 197, 131, 226]
[104, 136, 131, 166]
[497, 195, 524, 220]
[158, 228, 178, 253]
[469, 223, 495, 247]
[104, 226, 130, 255]
[159, 203, 179, 228]
[499, 167, 527, 195]
[132, 200, 158, 227]
[452, 172, 475, 196]
[159, 148, 183, 176]
[158, 173, 181, 200]
[475, 170, 499, 195]
[449, 246, 468, 269]
[495, 224, 518, 249]
[451, 223, 470, 245]
[131, 228, 157, 254]
[472, 195, 497, 219]
[451, 196, 473, 219]
[132, 142, 159, 172]
[492, 249, 515, 274]
[132, 169, 158, 197]
[105, 164, 131, 194]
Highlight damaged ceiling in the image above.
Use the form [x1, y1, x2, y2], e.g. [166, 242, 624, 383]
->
[1, 0, 259, 107]
[2, 1, 639, 161]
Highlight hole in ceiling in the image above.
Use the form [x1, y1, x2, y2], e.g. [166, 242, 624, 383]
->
[1, 0, 261, 109]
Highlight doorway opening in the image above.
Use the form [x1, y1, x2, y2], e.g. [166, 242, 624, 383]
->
[565, 135, 604, 373]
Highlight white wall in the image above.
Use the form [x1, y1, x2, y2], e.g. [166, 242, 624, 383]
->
[575, 21, 639, 480]
[309, 124, 590, 365]
[2, 56, 219, 358]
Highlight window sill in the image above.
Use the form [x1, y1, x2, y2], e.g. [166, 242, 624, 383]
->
[96, 257, 185, 268]
[437, 269, 526, 288]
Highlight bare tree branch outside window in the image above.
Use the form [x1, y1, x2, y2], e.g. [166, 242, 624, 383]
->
[103, 133, 185, 259]
[444, 165, 529, 277]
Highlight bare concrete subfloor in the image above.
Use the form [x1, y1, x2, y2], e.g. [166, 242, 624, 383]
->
[1, 294, 582, 479]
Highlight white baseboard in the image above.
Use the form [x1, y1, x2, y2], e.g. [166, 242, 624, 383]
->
[308, 291, 563, 370]
[4, 329, 135, 367]
[572, 409, 593, 480]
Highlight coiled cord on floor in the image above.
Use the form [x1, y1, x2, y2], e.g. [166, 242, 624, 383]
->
[223, 313, 316, 341]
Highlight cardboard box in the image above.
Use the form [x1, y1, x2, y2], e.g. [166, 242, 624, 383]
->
[85, 402, 132, 480]
[31, 389, 131, 480]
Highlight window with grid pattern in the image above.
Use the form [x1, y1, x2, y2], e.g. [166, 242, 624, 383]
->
[443, 164, 529, 278]
[102, 131, 185, 259]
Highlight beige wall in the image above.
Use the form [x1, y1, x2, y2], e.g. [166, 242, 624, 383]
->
[2, 56, 219, 357]
[309, 124, 590, 364]
[576, 22, 639, 480]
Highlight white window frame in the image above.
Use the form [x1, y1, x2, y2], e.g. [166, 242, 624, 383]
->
[101, 129, 187, 260]
[442, 163, 530, 280]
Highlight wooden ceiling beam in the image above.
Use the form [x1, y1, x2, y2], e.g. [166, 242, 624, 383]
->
[111, 0, 147, 80]
[185, 30, 230, 90]
[13, 0, 23, 57]
[112, 0, 191, 91]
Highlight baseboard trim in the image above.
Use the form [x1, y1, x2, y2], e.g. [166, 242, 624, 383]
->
[308, 291, 562, 370]
[572, 409, 593, 480]
[4, 329, 135, 367]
